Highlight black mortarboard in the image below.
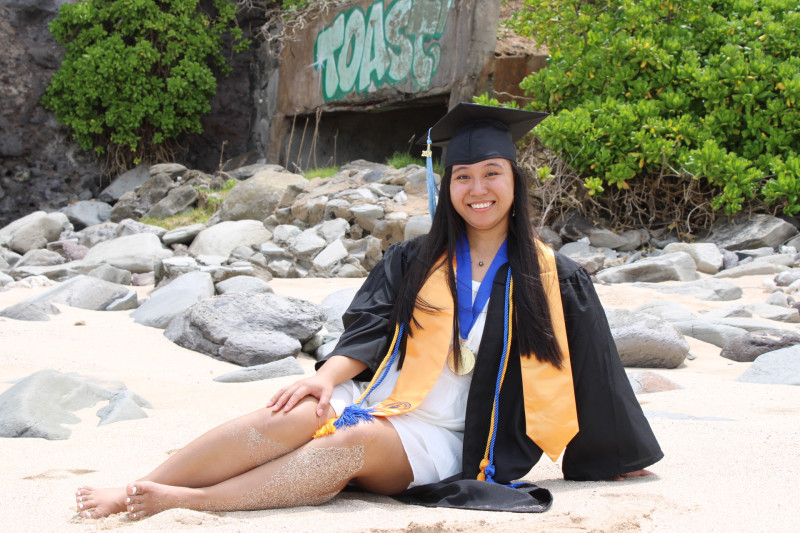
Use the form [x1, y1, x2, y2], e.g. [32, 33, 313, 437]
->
[420, 103, 548, 217]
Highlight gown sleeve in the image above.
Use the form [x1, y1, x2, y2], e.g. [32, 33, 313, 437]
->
[556, 253, 664, 480]
[314, 238, 420, 382]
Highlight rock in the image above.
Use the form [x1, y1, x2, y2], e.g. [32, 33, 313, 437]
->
[736, 346, 800, 385]
[215, 276, 273, 295]
[671, 321, 748, 348]
[537, 226, 562, 249]
[0, 271, 12, 287]
[225, 163, 286, 180]
[662, 242, 723, 274]
[343, 236, 383, 271]
[35, 275, 138, 311]
[131, 271, 215, 328]
[115, 218, 168, 239]
[702, 305, 752, 319]
[315, 337, 340, 361]
[289, 228, 327, 264]
[0, 211, 47, 247]
[774, 269, 800, 287]
[707, 317, 786, 333]
[721, 249, 739, 270]
[605, 308, 689, 368]
[163, 224, 205, 246]
[83, 233, 173, 273]
[632, 278, 743, 301]
[312, 239, 348, 272]
[766, 292, 788, 307]
[87, 264, 132, 285]
[8, 260, 94, 282]
[703, 214, 798, 251]
[721, 330, 800, 362]
[586, 227, 629, 250]
[633, 301, 697, 322]
[144, 184, 198, 219]
[9, 212, 72, 254]
[47, 239, 89, 261]
[350, 204, 384, 232]
[188, 220, 272, 257]
[109, 173, 176, 222]
[596, 252, 699, 283]
[273, 224, 302, 245]
[746, 303, 800, 323]
[96, 391, 152, 426]
[12, 249, 65, 269]
[321, 287, 359, 333]
[131, 272, 155, 286]
[218, 331, 302, 366]
[318, 218, 350, 244]
[68, 221, 119, 248]
[0, 370, 147, 439]
[626, 370, 683, 394]
[99, 165, 150, 203]
[558, 241, 609, 274]
[164, 292, 326, 360]
[60, 200, 112, 230]
[404, 215, 432, 241]
[213, 357, 306, 382]
[0, 299, 60, 321]
[218, 170, 306, 222]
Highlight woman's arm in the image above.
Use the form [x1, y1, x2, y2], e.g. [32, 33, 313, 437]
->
[267, 355, 367, 416]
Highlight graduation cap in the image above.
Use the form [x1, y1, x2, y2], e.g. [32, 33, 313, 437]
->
[420, 103, 549, 217]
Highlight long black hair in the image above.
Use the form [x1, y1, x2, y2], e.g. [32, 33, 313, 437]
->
[388, 161, 563, 371]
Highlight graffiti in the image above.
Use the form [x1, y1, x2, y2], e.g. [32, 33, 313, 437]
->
[314, 0, 453, 101]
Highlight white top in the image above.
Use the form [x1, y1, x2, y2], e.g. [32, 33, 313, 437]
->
[330, 281, 487, 486]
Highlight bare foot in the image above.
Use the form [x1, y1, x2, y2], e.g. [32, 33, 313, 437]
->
[75, 486, 127, 518]
[610, 468, 656, 481]
[125, 481, 198, 520]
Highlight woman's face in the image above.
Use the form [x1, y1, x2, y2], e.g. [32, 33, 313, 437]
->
[448, 158, 515, 235]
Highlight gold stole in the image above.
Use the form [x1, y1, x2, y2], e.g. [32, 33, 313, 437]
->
[321, 244, 579, 461]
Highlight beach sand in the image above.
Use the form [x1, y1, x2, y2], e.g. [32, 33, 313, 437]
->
[1, 274, 798, 532]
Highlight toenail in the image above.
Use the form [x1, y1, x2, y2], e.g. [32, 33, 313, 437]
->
[79, 503, 83, 509]
[126, 497, 130, 503]
[131, 485, 138, 495]
[132, 513, 137, 519]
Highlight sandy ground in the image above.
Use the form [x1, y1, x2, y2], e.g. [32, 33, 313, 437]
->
[1, 274, 799, 532]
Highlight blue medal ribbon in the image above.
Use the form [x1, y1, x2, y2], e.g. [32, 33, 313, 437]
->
[455, 233, 508, 341]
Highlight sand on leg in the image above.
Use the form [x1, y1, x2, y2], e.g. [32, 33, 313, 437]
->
[76, 398, 330, 518]
[124, 417, 412, 519]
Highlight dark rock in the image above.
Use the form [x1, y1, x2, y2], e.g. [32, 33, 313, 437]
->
[721, 330, 800, 362]
[703, 214, 798, 251]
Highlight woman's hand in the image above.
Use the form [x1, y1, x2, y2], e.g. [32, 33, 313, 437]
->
[609, 469, 655, 481]
[267, 374, 335, 417]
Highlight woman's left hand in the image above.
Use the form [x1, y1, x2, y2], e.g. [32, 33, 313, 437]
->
[610, 469, 655, 481]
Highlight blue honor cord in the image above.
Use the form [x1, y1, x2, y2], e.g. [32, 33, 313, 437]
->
[455, 233, 508, 341]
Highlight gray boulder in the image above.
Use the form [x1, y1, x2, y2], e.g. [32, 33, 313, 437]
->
[215, 276, 273, 295]
[115, 218, 168, 239]
[558, 241, 610, 274]
[0, 271, 12, 287]
[671, 321, 748, 348]
[662, 242, 723, 274]
[96, 391, 152, 426]
[721, 330, 800, 362]
[0, 370, 148, 439]
[218, 170, 306, 222]
[632, 278, 743, 301]
[99, 165, 150, 203]
[0, 211, 47, 247]
[218, 331, 302, 366]
[634, 301, 697, 322]
[9, 212, 72, 254]
[164, 292, 326, 363]
[321, 286, 360, 333]
[626, 370, 683, 394]
[213, 357, 306, 382]
[60, 201, 113, 230]
[596, 252, 699, 283]
[162, 224, 206, 246]
[404, 215, 432, 241]
[605, 308, 690, 368]
[131, 271, 215, 328]
[83, 232, 173, 273]
[87, 264, 132, 286]
[746, 303, 800, 323]
[144, 184, 198, 219]
[736, 346, 800, 385]
[703, 214, 798, 251]
[774, 269, 800, 287]
[188, 220, 272, 257]
[12, 249, 65, 269]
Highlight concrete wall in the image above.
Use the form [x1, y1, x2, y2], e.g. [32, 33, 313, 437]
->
[261, 0, 500, 169]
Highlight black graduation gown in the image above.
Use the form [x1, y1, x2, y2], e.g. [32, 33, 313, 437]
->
[316, 238, 663, 511]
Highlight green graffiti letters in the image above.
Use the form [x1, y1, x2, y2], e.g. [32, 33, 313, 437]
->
[314, 0, 453, 101]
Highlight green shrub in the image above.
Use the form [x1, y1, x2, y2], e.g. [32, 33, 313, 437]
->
[304, 166, 340, 179]
[505, 0, 800, 228]
[42, 0, 249, 171]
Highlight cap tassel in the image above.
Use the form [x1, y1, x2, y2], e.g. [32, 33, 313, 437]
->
[423, 128, 438, 219]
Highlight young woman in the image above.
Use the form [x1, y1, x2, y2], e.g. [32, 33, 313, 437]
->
[75, 104, 661, 520]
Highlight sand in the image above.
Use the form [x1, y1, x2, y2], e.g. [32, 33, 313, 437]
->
[1, 274, 799, 532]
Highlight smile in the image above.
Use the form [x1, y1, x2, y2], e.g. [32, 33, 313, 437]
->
[469, 201, 494, 209]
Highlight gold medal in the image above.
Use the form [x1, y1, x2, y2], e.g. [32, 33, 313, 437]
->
[448, 342, 476, 375]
